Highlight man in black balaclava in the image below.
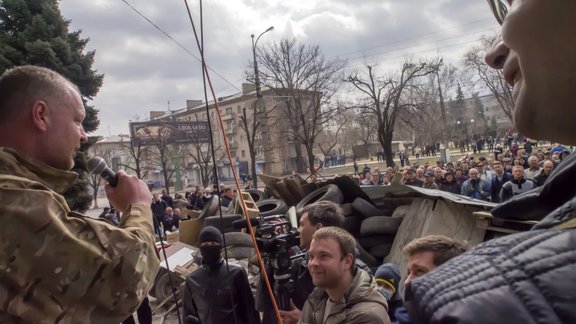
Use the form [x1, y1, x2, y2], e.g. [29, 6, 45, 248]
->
[182, 226, 260, 324]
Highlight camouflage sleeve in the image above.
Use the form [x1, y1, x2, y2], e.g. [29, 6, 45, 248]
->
[0, 184, 160, 323]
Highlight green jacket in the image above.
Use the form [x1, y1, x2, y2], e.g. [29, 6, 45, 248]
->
[0, 148, 160, 323]
[299, 268, 390, 324]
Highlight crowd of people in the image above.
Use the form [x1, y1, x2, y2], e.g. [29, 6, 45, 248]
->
[351, 141, 569, 204]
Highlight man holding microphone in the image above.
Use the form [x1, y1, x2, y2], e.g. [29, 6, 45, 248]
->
[0, 66, 159, 323]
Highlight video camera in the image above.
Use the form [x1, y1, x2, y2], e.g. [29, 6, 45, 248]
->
[233, 214, 303, 310]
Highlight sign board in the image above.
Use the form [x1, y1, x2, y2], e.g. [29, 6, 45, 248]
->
[129, 121, 211, 146]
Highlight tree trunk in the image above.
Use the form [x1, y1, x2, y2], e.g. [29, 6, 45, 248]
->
[294, 142, 305, 173]
[249, 144, 258, 189]
[382, 131, 395, 168]
[306, 144, 315, 174]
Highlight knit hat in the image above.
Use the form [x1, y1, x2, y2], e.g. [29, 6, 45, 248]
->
[197, 226, 223, 245]
[375, 263, 401, 293]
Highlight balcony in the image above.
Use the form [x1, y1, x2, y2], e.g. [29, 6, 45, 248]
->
[228, 143, 238, 149]
[222, 113, 236, 121]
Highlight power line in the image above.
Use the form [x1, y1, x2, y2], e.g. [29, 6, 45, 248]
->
[119, 0, 240, 91]
[333, 18, 493, 58]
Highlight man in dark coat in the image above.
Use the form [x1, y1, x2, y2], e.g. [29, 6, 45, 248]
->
[182, 226, 260, 324]
[490, 161, 512, 203]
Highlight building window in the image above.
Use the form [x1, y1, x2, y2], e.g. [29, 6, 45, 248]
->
[226, 107, 233, 115]
[241, 150, 246, 158]
[237, 105, 242, 113]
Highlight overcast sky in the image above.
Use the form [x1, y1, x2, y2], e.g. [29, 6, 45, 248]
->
[59, 0, 499, 137]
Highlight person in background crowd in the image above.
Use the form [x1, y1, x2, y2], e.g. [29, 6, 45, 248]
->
[173, 193, 189, 211]
[432, 167, 444, 186]
[439, 171, 461, 194]
[404, 169, 423, 187]
[161, 188, 173, 207]
[534, 159, 555, 187]
[524, 156, 542, 180]
[375, 263, 403, 321]
[151, 193, 168, 235]
[202, 187, 213, 205]
[500, 165, 535, 202]
[461, 168, 490, 201]
[422, 172, 438, 190]
[490, 160, 512, 203]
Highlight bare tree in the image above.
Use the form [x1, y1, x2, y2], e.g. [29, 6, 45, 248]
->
[119, 139, 150, 179]
[316, 106, 347, 165]
[238, 98, 278, 188]
[345, 60, 440, 167]
[256, 39, 346, 172]
[140, 126, 187, 195]
[464, 35, 514, 122]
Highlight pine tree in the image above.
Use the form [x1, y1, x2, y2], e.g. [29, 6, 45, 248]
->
[0, 0, 104, 212]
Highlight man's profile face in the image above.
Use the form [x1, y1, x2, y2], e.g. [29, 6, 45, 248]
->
[308, 237, 351, 289]
[43, 86, 87, 170]
[298, 213, 319, 250]
[174, 208, 181, 216]
[404, 251, 436, 286]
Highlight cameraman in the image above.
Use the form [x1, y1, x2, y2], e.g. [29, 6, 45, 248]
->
[259, 201, 346, 324]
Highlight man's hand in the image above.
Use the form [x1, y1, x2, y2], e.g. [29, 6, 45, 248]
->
[105, 171, 152, 211]
[278, 299, 301, 324]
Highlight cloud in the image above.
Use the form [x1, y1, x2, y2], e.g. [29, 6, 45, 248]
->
[58, 0, 499, 136]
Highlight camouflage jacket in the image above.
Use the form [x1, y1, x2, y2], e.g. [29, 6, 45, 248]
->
[0, 148, 160, 323]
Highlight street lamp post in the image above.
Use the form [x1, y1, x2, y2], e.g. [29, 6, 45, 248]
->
[251, 26, 274, 98]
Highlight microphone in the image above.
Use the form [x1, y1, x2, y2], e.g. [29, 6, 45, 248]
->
[86, 156, 118, 187]
[232, 217, 260, 229]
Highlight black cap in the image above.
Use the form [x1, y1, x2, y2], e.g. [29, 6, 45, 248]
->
[197, 226, 223, 245]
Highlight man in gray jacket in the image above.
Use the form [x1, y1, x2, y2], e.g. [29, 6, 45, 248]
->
[299, 227, 389, 324]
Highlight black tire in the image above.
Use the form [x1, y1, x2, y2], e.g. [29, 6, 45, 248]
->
[343, 215, 362, 235]
[224, 246, 254, 260]
[370, 243, 393, 259]
[198, 196, 220, 219]
[256, 198, 289, 217]
[358, 234, 396, 250]
[356, 243, 380, 268]
[341, 203, 354, 216]
[153, 273, 173, 302]
[295, 184, 343, 211]
[203, 214, 243, 233]
[245, 189, 267, 202]
[360, 216, 403, 236]
[223, 232, 255, 248]
[352, 197, 383, 218]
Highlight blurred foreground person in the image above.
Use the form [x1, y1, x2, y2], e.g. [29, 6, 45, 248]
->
[0, 66, 159, 322]
[404, 1, 576, 323]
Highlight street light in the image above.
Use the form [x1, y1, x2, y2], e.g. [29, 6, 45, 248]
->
[251, 26, 274, 98]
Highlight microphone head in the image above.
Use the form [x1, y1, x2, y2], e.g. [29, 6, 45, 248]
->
[86, 156, 108, 174]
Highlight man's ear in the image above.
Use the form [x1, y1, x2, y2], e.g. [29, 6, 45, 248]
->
[30, 100, 50, 132]
[315, 222, 323, 230]
[343, 253, 354, 270]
